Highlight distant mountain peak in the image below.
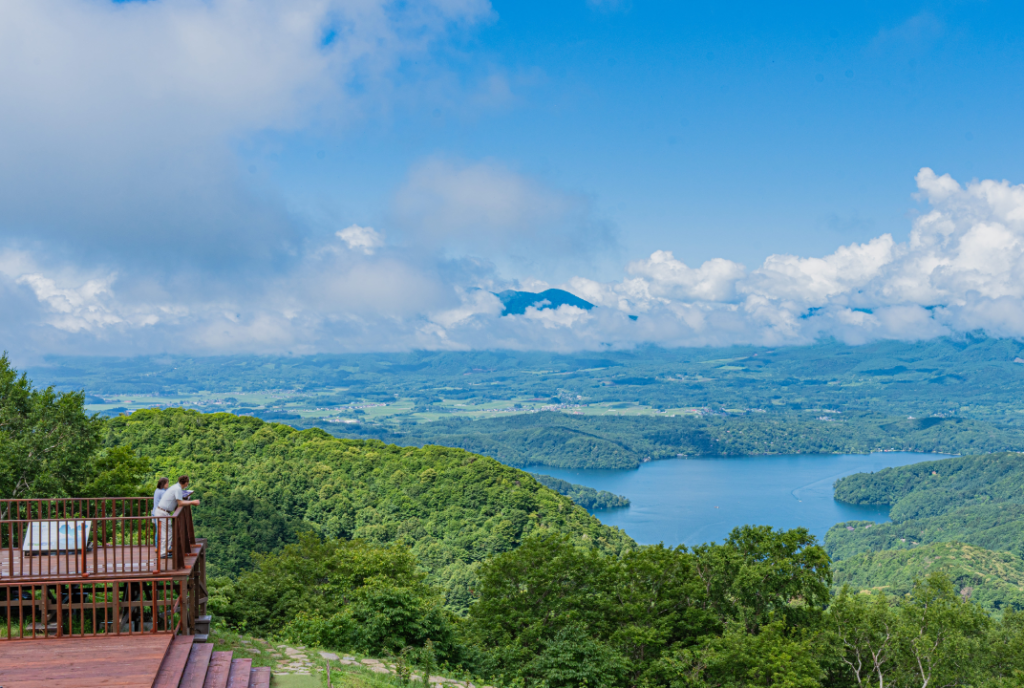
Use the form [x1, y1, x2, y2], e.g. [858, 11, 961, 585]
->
[495, 288, 595, 316]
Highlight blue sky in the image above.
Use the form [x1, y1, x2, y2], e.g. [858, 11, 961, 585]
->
[2, 0, 1024, 356]
[273, 1, 1024, 268]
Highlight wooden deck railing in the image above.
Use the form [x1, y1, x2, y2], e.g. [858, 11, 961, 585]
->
[0, 498, 197, 581]
[1, 578, 177, 640]
[0, 497, 154, 522]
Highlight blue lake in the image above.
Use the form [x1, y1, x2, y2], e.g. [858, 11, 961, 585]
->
[537, 452, 948, 547]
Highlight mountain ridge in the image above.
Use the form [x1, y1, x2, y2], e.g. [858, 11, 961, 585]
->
[495, 288, 595, 316]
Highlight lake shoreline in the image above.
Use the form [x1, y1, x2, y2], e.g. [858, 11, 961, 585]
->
[534, 452, 950, 547]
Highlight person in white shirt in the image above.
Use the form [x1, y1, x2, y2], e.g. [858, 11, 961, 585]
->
[154, 475, 200, 559]
[152, 477, 169, 516]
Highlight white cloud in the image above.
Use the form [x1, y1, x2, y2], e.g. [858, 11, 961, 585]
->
[0, 253, 184, 339]
[743, 234, 897, 307]
[391, 158, 610, 263]
[394, 158, 573, 240]
[429, 289, 504, 329]
[0, 0, 493, 271]
[521, 304, 593, 329]
[337, 225, 385, 255]
[627, 251, 746, 302]
[9, 158, 1024, 354]
[16, 273, 126, 333]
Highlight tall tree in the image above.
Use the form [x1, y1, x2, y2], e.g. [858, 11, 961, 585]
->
[0, 353, 102, 500]
[828, 574, 993, 688]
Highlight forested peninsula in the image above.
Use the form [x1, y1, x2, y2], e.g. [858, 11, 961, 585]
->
[829, 451, 1024, 561]
[829, 451, 1024, 614]
[529, 472, 629, 510]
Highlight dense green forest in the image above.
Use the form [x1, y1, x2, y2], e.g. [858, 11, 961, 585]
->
[833, 542, 1024, 615]
[103, 408, 633, 611]
[217, 524, 1024, 688]
[833, 451, 1024, 514]
[826, 452, 1024, 615]
[529, 473, 629, 510]
[26, 336, 1024, 468]
[341, 412, 1007, 469]
[827, 452, 1024, 561]
[0, 353, 150, 500]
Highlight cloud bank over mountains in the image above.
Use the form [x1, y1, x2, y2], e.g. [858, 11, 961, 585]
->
[6, 167, 1024, 355]
[561, 167, 1024, 349]
[1, 2, 1023, 356]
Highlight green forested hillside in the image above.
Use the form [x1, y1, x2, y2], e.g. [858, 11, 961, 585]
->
[833, 451, 1024, 512]
[348, 412, 1011, 469]
[224, 522, 1024, 688]
[102, 408, 634, 611]
[827, 452, 1024, 615]
[833, 542, 1024, 614]
[825, 504, 1024, 562]
[828, 452, 1024, 562]
[0, 353, 148, 500]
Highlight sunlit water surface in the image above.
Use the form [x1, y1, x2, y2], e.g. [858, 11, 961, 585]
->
[537, 452, 948, 547]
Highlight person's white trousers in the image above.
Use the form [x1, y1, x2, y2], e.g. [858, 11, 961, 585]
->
[154, 507, 173, 555]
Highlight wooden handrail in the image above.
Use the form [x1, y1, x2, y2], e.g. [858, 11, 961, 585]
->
[0, 506, 198, 581]
[2, 514, 166, 524]
[0, 498, 151, 522]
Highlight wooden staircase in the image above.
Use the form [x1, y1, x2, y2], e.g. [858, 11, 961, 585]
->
[153, 636, 271, 688]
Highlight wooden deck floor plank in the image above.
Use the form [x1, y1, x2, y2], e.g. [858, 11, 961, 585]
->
[0, 634, 172, 688]
[226, 658, 252, 688]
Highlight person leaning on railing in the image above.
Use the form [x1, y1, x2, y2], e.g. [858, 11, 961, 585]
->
[154, 475, 200, 559]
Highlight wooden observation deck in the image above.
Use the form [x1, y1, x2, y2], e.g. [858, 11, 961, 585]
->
[0, 498, 265, 688]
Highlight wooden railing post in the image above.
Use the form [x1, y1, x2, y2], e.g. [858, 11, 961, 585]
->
[185, 505, 195, 546]
[81, 521, 89, 578]
[155, 514, 162, 575]
[56, 583, 63, 638]
[178, 578, 188, 634]
[173, 511, 182, 571]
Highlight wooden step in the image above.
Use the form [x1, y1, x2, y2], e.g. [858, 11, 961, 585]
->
[226, 658, 253, 688]
[247, 666, 271, 688]
[202, 651, 233, 688]
[180, 642, 215, 688]
[153, 635, 196, 688]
